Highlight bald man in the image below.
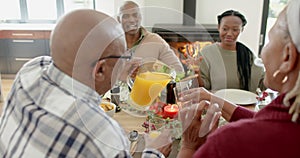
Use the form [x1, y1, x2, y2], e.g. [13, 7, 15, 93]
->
[117, 1, 184, 73]
[0, 9, 168, 158]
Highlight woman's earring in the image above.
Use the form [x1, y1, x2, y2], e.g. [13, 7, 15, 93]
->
[282, 76, 288, 84]
[273, 70, 288, 84]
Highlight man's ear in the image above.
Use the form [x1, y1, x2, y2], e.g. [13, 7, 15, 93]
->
[280, 42, 298, 73]
[93, 60, 105, 82]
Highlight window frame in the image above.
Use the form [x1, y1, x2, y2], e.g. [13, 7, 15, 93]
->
[4, 0, 95, 24]
[259, 0, 290, 55]
[258, 0, 269, 56]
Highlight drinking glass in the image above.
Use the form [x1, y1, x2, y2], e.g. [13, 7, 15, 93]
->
[148, 117, 166, 138]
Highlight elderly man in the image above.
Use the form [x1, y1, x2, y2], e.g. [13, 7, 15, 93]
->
[117, 1, 184, 73]
[0, 9, 170, 158]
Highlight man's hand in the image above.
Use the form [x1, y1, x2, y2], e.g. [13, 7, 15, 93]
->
[119, 57, 141, 82]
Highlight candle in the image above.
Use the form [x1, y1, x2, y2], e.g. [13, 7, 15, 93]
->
[164, 104, 179, 119]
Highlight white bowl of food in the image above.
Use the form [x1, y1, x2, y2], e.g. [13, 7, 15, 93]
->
[100, 101, 116, 117]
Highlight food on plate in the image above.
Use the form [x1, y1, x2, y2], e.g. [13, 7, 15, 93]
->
[100, 102, 114, 112]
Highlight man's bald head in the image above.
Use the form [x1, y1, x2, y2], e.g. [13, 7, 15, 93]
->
[50, 9, 125, 89]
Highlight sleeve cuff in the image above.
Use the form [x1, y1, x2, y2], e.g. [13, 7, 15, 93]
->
[142, 148, 165, 158]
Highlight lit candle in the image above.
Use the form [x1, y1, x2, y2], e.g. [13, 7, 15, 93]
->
[163, 104, 179, 119]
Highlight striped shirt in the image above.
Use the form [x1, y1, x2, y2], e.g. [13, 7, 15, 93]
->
[0, 56, 164, 158]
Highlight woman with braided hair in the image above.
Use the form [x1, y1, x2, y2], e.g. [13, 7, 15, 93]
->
[194, 9, 264, 93]
[177, 1, 300, 157]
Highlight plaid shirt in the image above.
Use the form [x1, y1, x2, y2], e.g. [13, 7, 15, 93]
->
[0, 73, 3, 103]
[0, 56, 164, 158]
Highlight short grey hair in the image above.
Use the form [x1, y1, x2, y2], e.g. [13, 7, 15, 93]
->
[118, 1, 139, 15]
[287, 0, 300, 52]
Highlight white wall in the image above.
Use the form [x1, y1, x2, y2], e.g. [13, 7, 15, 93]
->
[96, 0, 264, 55]
[143, 0, 183, 28]
[96, 0, 144, 18]
[96, 0, 115, 16]
[196, 0, 264, 55]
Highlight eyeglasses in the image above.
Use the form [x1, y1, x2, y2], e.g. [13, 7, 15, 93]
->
[98, 51, 132, 61]
[98, 55, 132, 61]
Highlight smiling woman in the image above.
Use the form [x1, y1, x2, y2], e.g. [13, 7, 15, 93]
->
[195, 9, 265, 93]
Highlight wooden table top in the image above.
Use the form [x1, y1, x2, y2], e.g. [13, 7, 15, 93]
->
[113, 110, 147, 133]
[113, 104, 256, 134]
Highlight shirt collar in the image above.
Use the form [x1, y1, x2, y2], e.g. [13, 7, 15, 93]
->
[255, 93, 300, 123]
[131, 27, 146, 48]
[44, 63, 102, 105]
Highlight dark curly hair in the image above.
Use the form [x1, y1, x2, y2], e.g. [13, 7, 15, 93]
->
[217, 10, 253, 91]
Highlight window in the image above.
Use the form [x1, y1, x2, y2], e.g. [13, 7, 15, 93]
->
[0, 0, 21, 21]
[27, 0, 57, 21]
[259, 0, 289, 55]
[64, 0, 95, 14]
[264, 0, 289, 44]
[0, 0, 95, 23]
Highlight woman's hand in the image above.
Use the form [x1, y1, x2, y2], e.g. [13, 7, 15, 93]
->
[177, 101, 221, 158]
[178, 87, 213, 104]
[180, 101, 208, 150]
[178, 87, 237, 124]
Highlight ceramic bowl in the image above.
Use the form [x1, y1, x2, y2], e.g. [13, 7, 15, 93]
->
[100, 101, 116, 117]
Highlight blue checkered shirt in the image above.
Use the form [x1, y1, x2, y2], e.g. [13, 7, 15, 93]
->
[0, 56, 164, 158]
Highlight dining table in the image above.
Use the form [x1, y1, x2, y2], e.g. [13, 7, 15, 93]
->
[113, 101, 257, 158]
[111, 86, 269, 158]
[114, 103, 256, 132]
[114, 110, 146, 133]
[113, 102, 181, 158]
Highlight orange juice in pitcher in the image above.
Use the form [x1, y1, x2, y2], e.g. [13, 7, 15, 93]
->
[130, 71, 171, 107]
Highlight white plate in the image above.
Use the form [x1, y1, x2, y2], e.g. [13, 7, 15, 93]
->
[214, 89, 258, 105]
